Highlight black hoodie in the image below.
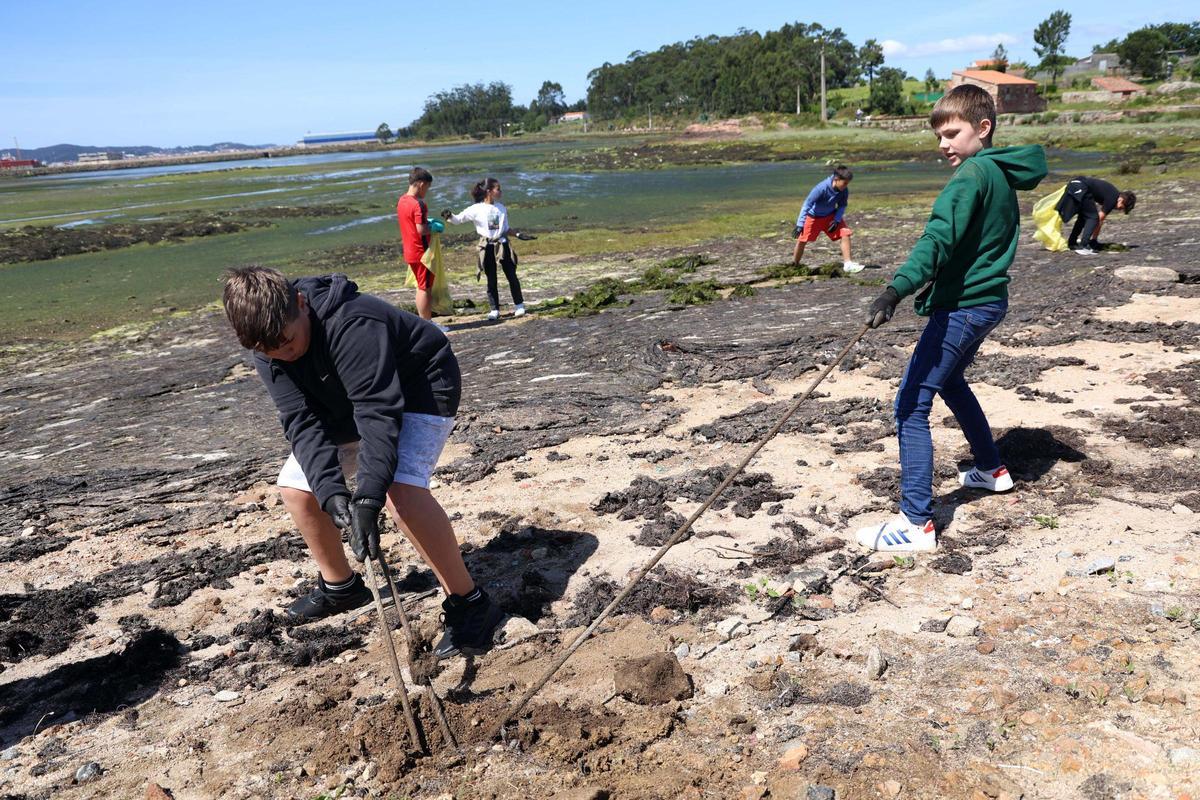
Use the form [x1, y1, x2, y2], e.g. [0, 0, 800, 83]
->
[253, 274, 460, 506]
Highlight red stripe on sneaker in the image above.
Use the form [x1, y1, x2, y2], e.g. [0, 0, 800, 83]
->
[992, 467, 1008, 478]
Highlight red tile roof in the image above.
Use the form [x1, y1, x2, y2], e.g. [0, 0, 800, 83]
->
[1092, 76, 1145, 93]
[954, 69, 1039, 85]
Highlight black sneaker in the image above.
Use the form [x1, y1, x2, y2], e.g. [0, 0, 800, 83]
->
[286, 573, 391, 623]
[433, 588, 506, 659]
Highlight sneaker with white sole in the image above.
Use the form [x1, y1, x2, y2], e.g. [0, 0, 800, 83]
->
[854, 514, 936, 552]
[1072, 247, 1097, 256]
[958, 464, 1014, 492]
[434, 322, 451, 334]
[513, 303, 526, 317]
[842, 260, 865, 274]
[486, 309, 500, 321]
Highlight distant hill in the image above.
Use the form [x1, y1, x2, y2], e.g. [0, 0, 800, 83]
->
[12, 142, 277, 164]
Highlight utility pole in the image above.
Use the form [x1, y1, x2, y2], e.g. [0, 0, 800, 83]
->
[648, 104, 652, 130]
[796, 83, 801, 115]
[820, 42, 828, 125]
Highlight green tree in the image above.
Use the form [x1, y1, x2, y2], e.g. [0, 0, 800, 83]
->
[1118, 27, 1171, 79]
[411, 82, 515, 138]
[924, 68, 939, 92]
[375, 123, 393, 143]
[1147, 22, 1200, 55]
[991, 43, 1009, 71]
[870, 66, 908, 115]
[533, 80, 567, 116]
[859, 38, 885, 90]
[1033, 10, 1072, 87]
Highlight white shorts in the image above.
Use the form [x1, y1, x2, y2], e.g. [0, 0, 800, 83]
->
[277, 412, 456, 493]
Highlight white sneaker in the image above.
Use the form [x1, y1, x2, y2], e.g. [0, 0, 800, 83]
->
[513, 304, 526, 317]
[434, 322, 451, 334]
[1072, 248, 1097, 256]
[486, 309, 500, 321]
[958, 465, 1014, 492]
[842, 260, 865, 274]
[854, 515, 936, 552]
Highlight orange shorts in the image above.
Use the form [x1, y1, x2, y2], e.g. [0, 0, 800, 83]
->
[408, 261, 434, 291]
[799, 214, 851, 242]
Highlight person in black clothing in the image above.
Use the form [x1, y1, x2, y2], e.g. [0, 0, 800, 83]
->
[221, 266, 503, 659]
[1056, 176, 1136, 255]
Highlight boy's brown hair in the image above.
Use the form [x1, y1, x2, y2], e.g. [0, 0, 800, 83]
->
[409, 166, 433, 185]
[222, 265, 299, 350]
[930, 84, 996, 145]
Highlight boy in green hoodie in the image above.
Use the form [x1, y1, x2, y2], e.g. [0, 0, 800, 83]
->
[855, 84, 1047, 552]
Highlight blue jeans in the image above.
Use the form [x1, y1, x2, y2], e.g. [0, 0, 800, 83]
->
[894, 300, 1007, 524]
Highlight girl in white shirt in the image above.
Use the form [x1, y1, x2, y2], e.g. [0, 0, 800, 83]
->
[443, 178, 525, 320]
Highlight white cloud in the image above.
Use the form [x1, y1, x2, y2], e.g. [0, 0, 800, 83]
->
[882, 33, 1018, 59]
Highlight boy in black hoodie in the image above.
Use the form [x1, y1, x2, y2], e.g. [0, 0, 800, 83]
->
[222, 266, 503, 659]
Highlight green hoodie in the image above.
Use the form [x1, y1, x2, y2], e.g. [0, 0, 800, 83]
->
[890, 145, 1048, 315]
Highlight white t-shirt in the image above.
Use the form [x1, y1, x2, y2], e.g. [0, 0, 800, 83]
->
[448, 201, 508, 242]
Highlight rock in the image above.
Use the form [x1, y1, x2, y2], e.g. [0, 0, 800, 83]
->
[1170, 747, 1200, 767]
[0, 747, 17, 761]
[794, 623, 820, 636]
[1172, 503, 1194, 516]
[865, 646, 888, 680]
[789, 633, 820, 653]
[807, 787, 836, 800]
[1171, 447, 1195, 460]
[75, 762, 102, 784]
[214, 690, 241, 703]
[960, 597, 974, 610]
[716, 617, 749, 640]
[777, 743, 809, 770]
[945, 616, 980, 638]
[497, 615, 540, 645]
[1164, 687, 1187, 705]
[1156, 80, 1200, 94]
[704, 680, 729, 698]
[920, 618, 950, 633]
[1113, 266, 1179, 284]
[808, 594, 834, 609]
[976, 640, 996, 655]
[878, 780, 902, 798]
[649, 605, 674, 623]
[790, 568, 829, 594]
[146, 782, 173, 800]
[673, 643, 690, 660]
[613, 652, 693, 705]
[1083, 556, 1116, 575]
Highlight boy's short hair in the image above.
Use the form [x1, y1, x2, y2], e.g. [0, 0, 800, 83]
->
[409, 167, 433, 185]
[1118, 190, 1136, 214]
[832, 165, 853, 182]
[930, 84, 997, 143]
[222, 266, 298, 351]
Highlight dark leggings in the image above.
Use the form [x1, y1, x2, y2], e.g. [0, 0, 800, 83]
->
[483, 245, 523, 310]
[1057, 181, 1099, 247]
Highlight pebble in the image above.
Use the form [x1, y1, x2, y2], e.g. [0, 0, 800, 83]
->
[673, 643, 690, 660]
[704, 680, 729, 698]
[0, 746, 17, 761]
[865, 646, 888, 680]
[74, 762, 102, 784]
[1172, 503, 1194, 516]
[1171, 447, 1195, 460]
[1113, 265, 1180, 284]
[807, 787, 836, 800]
[920, 618, 950, 633]
[794, 623, 821, 636]
[778, 743, 809, 770]
[976, 640, 996, 655]
[497, 615, 540, 645]
[214, 690, 242, 703]
[1169, 747, 1200, 767]
[1083, 556, 1116, 576]
[716, 617, 749, 640]
[960, 597, 974, 610]
[946, 616, 981, 638]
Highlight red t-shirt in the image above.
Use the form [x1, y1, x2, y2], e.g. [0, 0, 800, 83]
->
[396, 194, 427, 264]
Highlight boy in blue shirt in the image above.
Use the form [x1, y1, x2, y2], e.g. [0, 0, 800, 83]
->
[792, 165, 863, 273]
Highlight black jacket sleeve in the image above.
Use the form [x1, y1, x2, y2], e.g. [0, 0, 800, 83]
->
[328, 318, 406, 502]
[254, 356, 348, 507]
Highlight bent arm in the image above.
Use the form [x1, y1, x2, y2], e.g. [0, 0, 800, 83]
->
[890, 164, 982, 298]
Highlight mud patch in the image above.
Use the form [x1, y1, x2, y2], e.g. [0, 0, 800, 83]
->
[231, 609, 364, 667]
[566, 568, 734, 626]
[1103, 404, 1200, 448]
[930, 553, 974, 575]
[0, 215, 274, 263]
[593, 466, 794, 521]
[613, 652, 694, 704]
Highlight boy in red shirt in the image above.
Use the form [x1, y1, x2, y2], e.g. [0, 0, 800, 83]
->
[396, 167, 442, 327]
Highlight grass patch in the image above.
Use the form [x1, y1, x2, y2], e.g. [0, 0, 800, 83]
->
[667, 280, 722, 305]
[760, 261, 845, 280]
[542, 277, 633, 317]
[730, 284, 757, 298]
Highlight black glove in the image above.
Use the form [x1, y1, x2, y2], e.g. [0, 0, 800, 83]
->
[867, 287, 900, 329]
[792, 225, 802, 238]
[349, 497, 385, 562]
[511, 231, 537, 240]
[322, 494, 352, 532]
[440, 208, 452, 220]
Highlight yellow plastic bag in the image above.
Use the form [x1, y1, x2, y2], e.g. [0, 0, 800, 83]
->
[404, 232, 455, 315]
[1033, 185, 1069, 252]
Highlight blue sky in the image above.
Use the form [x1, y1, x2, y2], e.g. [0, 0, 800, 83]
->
[4, 1, 1195, 148]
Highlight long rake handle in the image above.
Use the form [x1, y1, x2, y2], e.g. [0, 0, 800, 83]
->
[362, 556, 424, 751]
[489, 323, 872, 738]
[377, 555, 459, 751]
